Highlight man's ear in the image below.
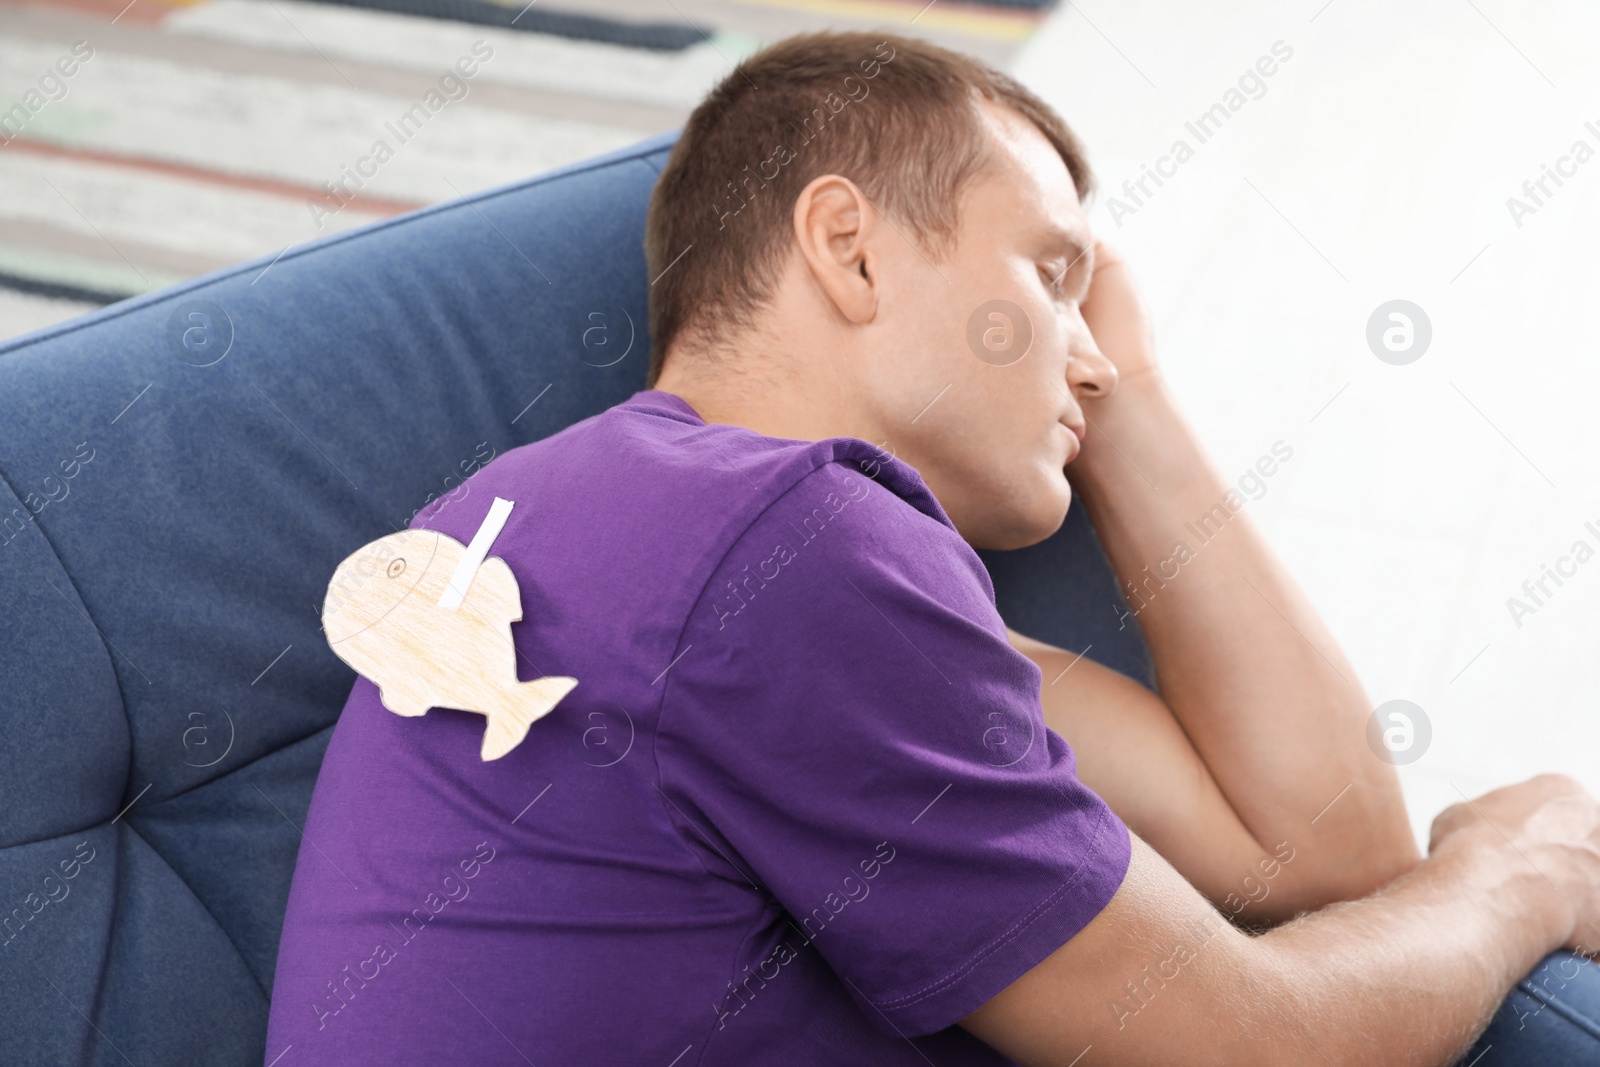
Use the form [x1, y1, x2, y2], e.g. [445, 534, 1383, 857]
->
[791, 173, 877, 326]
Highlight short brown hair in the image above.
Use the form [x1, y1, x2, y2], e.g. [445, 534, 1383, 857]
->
[642, 30, 1095, 388]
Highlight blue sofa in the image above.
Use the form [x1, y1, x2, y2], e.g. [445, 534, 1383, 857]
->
[0, 130, 1151, 1065]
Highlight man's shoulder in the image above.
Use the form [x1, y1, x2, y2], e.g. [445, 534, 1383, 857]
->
[403, 391, 985, 659]
[682, 447, 1000, 647]
[521, 389, 951, 527]
[418, 391, 964, 597]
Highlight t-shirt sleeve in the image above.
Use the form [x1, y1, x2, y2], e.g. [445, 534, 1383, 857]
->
[655, 459, 1132, 1037]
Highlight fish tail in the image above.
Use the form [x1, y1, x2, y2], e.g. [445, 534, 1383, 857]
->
[479, 676, 578, 761]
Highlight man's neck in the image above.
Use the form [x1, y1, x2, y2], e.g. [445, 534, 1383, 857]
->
[653, 357, 873, 447]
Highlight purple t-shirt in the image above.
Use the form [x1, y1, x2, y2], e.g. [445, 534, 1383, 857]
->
[265, 389, 1130, 1066]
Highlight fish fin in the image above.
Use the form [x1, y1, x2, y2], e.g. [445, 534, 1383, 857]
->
[377, 683, 431, 718]
[479, 676, 579, 761]
[473, 556, 523, 623]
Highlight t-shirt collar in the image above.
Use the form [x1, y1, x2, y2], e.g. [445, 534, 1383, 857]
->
[626, 389, 705, 425]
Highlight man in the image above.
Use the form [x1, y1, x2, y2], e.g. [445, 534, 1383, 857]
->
[266, 30, 1600, 1066]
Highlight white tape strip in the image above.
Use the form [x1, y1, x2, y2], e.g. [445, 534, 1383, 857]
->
[437, 496, 515, 611]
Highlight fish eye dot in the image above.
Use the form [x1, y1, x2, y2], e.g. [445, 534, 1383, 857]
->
[387, 558, 406, 578]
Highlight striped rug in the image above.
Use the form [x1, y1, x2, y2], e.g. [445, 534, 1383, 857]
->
[0, 0, 1061, 342]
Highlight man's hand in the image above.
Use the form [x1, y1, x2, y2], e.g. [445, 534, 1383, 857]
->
[1429, 773, 1600, 957]
[1078, 239, 1158, 385]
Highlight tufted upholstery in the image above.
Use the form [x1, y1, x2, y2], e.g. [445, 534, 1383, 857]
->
[0, 130, 1151, 1065]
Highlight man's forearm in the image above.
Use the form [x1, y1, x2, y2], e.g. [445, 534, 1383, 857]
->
[963, 824, 1581, 1067]
[1257, 835, 1567, 1065]
[1067, 369, 1417, 901]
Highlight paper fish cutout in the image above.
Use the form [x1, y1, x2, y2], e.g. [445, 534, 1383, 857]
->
[321, 498, 576, 761]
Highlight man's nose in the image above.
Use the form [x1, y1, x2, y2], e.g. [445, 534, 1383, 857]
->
[1066, 327, 1118, 399]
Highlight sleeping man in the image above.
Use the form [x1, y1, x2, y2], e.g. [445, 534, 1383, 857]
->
[266, 30, 1600, 1067]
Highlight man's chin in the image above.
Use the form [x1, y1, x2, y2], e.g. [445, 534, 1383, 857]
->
[980, 477, 1072, 552]
[1035, 478, 1074, 542]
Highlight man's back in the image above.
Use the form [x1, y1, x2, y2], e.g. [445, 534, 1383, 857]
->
[264, 389, 1130, 1066]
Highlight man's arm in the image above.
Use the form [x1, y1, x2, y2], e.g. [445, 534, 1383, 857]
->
[1007, 626, 1321, 925]
[960, 774, 1600, 1066]
[1053, 241, 1417, 904]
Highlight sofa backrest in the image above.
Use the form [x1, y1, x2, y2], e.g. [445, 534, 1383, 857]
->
[0, 130, 1149, 1065]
